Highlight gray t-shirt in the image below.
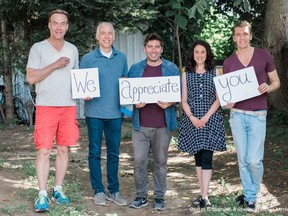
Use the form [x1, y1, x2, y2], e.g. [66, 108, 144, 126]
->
[27, 39, 79, 106]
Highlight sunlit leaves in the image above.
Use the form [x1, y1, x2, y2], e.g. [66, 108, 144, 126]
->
[233, 0, 243, 7]
[188, 0, 210, 18]
[198, 10, 238, 62]
[243, 0, 251, 12]
[233, 0, 251, 12]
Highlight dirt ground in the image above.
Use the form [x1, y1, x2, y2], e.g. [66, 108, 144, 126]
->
[0, 123, 287, 216]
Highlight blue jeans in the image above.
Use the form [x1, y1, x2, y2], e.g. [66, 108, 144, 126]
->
[132, 127, 171, 199]
[229, 110, 267, 202]
[86, 117, 122, 194]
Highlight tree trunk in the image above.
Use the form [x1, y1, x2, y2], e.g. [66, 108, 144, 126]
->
[1, 19, 14, 124]
[263, 0, 288, 111]
[175, 25, 183, 71]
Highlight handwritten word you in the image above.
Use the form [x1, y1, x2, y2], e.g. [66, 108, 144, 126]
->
[121, 79, 179, 103]
[217, 72, 252, 102]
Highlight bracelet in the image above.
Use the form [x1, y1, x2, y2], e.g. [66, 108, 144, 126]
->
[188, 113, 192, 118]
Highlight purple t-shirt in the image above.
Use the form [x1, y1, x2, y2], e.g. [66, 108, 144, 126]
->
[223, 48, 276, 110]
[139, 64, 167, 128]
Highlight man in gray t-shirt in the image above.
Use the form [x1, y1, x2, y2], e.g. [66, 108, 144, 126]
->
[26, 9, 79, 213]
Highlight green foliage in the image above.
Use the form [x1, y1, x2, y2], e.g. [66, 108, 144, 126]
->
[175, 14, 188, 29]
[47, 181, 86, 215]
[47, 205, 86, 216]
[188, 0, 210, 18]
[233, 0, 251, 12]
[0, 158, 5, 167]
[121, 121, 132, 141]
[121, 130, 132, 141]
[170, 135, 179, 147]
[16, 188, 37, 202]
[267, 110, 288, 125]
[1, 204, 28, 215]
[214, 0, 267, 48]
[233, 0, 243, 7]
[198, 8, 237, 63]
[0, 0, 269, 84]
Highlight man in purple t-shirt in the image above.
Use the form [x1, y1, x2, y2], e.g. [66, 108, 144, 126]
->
[223, 20, 280, 210]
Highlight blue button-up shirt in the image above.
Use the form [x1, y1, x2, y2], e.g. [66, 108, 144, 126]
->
[80, 47, 128, 118]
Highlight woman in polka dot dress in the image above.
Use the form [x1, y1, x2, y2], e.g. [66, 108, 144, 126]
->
[178, 40, 226, 208]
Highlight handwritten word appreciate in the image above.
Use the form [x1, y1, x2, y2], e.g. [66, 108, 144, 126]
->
[119, 76, 181, 105]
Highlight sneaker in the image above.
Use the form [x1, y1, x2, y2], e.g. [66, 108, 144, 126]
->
[35, 194, 50, 212]
[192, 195, 201, 207]
[52, 188, 70, 205]
[235, 194, 245, 207]
[200, 198, 212, 208]
[106, 191, 127, 206]
[93, 192, 107, 206]
[129, 197, 148, 209]
[153, 198, 165, 211]
[245, 201, 256, 210]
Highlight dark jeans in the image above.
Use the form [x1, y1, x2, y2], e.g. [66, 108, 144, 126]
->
[86, 117, 122, 194]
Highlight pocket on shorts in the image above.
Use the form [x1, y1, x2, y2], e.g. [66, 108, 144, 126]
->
[34, 122, 52, 149]
[73, 119, 80, 144]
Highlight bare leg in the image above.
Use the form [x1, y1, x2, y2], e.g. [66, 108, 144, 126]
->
[201, 169, 212, 199]
[195, 166, 203, 195]
[55, 145, 69, 186]
[36, 149, 51, 191]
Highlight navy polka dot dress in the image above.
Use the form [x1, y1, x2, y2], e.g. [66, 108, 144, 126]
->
[178, 70, 226, 155]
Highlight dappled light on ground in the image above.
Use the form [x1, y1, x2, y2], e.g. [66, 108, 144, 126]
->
[0, 124, 287, 215]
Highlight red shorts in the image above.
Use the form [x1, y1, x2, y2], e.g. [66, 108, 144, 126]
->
[34, 106, 79, 149]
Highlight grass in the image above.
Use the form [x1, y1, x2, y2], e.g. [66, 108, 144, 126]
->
[266, 110, 288, 164]
[121, 130, 132, 141]
[0, 155, 87, 215]
[47, 181, 86, 216]
[21, 161, 36, 178]
[0, 124, 5, 130]
[121, 121, 133, 141]
[0, 158, 5, 167]
[2, 204, 28, 215]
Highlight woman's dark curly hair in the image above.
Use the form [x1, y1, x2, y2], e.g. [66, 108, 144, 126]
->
[185, 40, 215, 73]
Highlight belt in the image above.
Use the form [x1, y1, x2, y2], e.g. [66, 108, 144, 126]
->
[231, 108, 267, 116]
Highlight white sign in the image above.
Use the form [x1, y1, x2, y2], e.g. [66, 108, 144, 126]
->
[119, 76, 181, 105]
[71, 68, 100, 99]
[213, 66, 260, 106]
